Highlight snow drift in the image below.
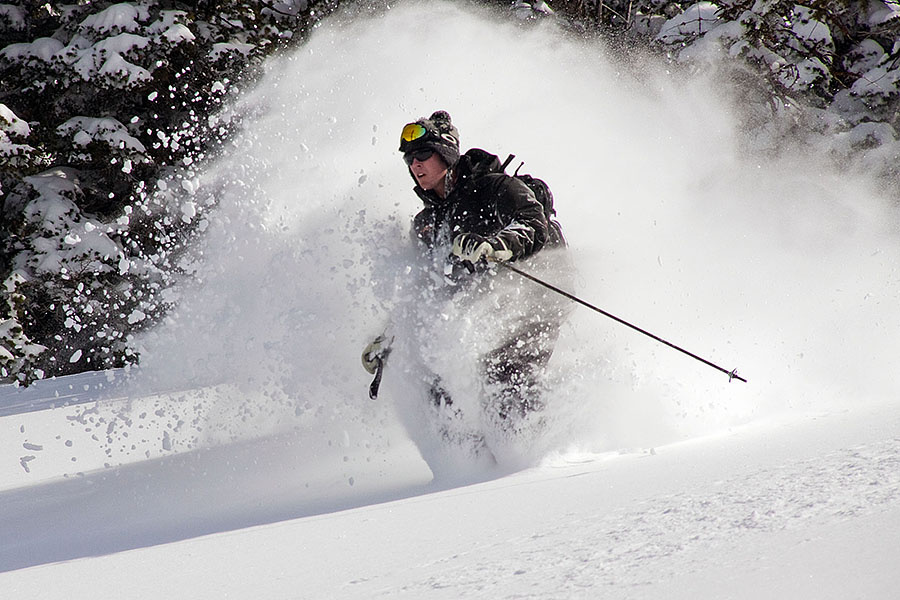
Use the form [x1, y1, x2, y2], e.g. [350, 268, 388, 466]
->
[2, 2, 899, 579]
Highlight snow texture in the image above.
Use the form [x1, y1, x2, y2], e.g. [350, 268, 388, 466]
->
[1, 1, 900, 597]
[655, 2, 721, 44]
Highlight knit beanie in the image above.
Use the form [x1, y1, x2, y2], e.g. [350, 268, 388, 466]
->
[399, 110, 460, 167]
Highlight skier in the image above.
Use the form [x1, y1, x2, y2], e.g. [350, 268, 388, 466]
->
[363, 110, 571, 433]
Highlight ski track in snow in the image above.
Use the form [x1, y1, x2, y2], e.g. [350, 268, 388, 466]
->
[386, 436, 900, 596]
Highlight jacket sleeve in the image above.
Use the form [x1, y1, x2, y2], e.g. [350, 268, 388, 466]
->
[493, 175, 548, 260]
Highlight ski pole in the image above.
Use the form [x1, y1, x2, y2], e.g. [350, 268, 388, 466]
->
[497, 262, 747, 383]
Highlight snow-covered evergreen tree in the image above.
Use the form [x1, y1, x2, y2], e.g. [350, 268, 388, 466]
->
[548, 1, 899, 171]
[0, 0, 333, 384]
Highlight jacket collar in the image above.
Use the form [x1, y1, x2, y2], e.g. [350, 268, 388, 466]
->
[411, 148, 502, 206]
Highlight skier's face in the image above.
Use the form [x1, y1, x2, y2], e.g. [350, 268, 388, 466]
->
[408, 153, 448, 196]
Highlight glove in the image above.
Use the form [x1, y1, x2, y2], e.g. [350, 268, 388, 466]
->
[361, 334, 391, 374]
[451, 233, 513, 266]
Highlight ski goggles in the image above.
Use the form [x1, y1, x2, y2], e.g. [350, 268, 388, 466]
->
[403, 148, 434, 165]
[401, 123, 428, 142]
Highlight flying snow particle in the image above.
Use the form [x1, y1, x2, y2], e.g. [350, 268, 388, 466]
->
[20, 456, 35, 473]
[127, 309, 146, 324]
[180, 201, 197, 223]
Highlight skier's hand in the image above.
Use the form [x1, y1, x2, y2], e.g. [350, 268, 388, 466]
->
[451, 233, 513, 267]
[362, 335, 389, 374]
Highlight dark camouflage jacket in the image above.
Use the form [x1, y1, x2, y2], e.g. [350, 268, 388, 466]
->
[411, 148, 549, 261]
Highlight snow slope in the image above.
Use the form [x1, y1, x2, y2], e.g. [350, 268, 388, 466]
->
[1, 389, 898, 598]
[2, 1, 900, 597]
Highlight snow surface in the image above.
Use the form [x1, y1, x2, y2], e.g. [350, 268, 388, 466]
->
[79, 3, 149, 34]
[1, 376, 898, 598]
[2, 1, 900, 597]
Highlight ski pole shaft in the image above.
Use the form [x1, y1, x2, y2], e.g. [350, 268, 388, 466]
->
[498, 262, 747, 383]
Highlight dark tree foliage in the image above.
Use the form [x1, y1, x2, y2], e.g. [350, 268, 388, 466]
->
[0, 0, 339, 383]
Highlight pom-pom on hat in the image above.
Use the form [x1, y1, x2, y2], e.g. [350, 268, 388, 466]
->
[399, 110, 460, 167]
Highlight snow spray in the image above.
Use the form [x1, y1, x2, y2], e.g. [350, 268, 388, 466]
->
[131, 1, 900, 474]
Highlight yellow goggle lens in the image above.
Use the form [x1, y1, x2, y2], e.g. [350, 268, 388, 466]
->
[401, 123, 427, 142]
